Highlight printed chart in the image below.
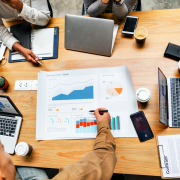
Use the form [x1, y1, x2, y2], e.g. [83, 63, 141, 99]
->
[106, 81, 123, 97]
[110, 115, 120, 130]
[74, 113, 97, 133]
[46, 113, 71, 134]
[100, 73, 127, 102]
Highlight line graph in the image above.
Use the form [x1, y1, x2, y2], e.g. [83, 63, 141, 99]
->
[51, 79, 94, 101]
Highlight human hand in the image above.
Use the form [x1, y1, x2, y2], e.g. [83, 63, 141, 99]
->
[20, 48, 39, 64]
[13, 42, 39, 63]
[101, 0, 109, 4]
[0, 142, 16, 180]
[94, 108, 110, 124]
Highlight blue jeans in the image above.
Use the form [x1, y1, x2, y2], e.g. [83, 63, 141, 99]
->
[16, 167, 49, 180]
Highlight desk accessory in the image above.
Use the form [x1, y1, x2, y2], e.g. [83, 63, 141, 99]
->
[15, 142, 33, 156]
[134, 27, 148, 45]
[136, 88, 151, 103]
[164, 43, 180, 61]
[8, 26, 59, 63]
[0, 77, 9, 90]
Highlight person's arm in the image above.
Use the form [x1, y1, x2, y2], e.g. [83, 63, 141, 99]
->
[84, 0, 109, 17]
[52, 108, 117, 180]
[112, 0, 137, 19]
[2, 0, 51, 26]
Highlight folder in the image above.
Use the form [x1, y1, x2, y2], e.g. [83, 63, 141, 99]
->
[157, 134, 180, 179]
[8, 27, 59, 63]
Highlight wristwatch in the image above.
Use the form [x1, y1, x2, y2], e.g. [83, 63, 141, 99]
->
[113, 0, 124, 6]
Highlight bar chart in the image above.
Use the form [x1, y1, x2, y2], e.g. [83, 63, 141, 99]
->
[76, 118, 97, 133]
[110, 116, 120, 130]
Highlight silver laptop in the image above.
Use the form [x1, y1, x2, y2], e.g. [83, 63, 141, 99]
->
[65, 14, 119, 57]
[158, 68, 180, 127]
[0, 95, 22, 154]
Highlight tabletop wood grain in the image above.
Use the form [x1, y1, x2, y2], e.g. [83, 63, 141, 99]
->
[1, 9, 180, 176]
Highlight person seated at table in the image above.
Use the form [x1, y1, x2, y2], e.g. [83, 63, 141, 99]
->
[0, 0, 51, 63]
[0, 108, 117, 180]
[84, 0, 137, 19]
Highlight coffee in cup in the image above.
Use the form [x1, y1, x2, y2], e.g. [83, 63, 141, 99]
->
[15, 142, 33, 157]
[134, 27, 148, 46]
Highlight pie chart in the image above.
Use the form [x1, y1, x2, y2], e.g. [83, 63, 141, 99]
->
[106, 81, 123, 96]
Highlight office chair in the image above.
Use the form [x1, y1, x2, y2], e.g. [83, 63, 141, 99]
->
[82, 0, 141, 15]
[47, 0, 53, 17]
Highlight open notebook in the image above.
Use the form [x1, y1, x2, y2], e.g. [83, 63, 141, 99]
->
[12, 28, 54, 60]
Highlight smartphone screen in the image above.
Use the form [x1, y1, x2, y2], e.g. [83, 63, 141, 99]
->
[122, 16, 138, 34]
[130, 111, 154, 142]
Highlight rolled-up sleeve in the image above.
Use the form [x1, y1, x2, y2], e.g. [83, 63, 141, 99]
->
[51, 121, 117, 180]
[19, 2, 51, 26]
[0, 17, 19, 50]
[112, 0, 137, 19]
[84, 0, 108, 17]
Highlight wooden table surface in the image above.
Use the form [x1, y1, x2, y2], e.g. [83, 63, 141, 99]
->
[1, 8, 180, 176]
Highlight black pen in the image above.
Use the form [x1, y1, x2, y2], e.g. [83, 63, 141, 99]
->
[89, 110, 108, 113]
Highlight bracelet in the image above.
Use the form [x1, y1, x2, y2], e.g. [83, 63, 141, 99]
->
[113, 0, 124, 6]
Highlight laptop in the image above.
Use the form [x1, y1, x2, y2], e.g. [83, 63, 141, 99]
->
[158, 67, 180, 127]
[0, 95, 22, 154]
[65, 14, 119, 57]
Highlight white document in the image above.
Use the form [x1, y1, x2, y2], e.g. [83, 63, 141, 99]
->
[12, 28, 54, 60]
[36, 65, 138, 140]
[0, 41, 6, 61]
[158, 134, 180, 178]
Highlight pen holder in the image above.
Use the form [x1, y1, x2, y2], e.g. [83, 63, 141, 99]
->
[0, 77, 9, 90]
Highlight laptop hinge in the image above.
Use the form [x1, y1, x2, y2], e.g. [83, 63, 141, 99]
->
[166, 84, 169, 126]
[0, 113, 16, 118]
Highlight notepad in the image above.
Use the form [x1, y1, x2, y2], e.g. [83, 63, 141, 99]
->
[12, 28, 54, 60]
[157, 134, 180, 178]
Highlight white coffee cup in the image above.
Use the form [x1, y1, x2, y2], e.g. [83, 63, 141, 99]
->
[136, 88, 151, 103]
[15, 142, 33, 157]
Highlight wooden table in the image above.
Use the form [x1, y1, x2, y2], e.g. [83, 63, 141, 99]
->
[2, 8, 180, 176]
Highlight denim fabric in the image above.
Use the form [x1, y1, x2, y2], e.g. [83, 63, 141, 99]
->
[17, 167, 48, 180]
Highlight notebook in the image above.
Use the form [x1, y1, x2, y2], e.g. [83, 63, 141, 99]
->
[8, 26, 59, 63]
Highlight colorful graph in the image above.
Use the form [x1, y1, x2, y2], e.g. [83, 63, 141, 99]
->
[110, 116, 120, 130]
[106, 81, 123, 97]
[52, 86, 93, 101]
[76, 119, 97, 133]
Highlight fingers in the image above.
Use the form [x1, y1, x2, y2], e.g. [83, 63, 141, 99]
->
[30, 52, 38, 63]
[94, 108, 107, 116]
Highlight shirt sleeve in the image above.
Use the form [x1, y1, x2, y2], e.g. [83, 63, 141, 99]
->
[18, 0, 51, 26]
[84, 0, 108, 17]
[0, 16, 19, 50]
[112, 0, 137, 19]
[52, 121, 117, 180]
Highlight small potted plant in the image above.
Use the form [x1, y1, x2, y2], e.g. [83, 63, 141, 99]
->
[0, 77, 9, 90]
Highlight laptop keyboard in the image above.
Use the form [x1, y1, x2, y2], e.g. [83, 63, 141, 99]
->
[0, 116, 18, 137]
[170, 78, 180, 127]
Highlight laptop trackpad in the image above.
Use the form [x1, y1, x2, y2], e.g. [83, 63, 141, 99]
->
[0, 136, 16, 154]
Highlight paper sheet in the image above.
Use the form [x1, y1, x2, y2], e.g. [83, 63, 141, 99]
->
[12, 28, 54, 60]
[158, 134, 180, 178]
[36, 66, 138, 140]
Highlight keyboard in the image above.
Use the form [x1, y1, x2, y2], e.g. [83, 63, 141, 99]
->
[170, 78, 180, 127]
[0, 116, 18, 137]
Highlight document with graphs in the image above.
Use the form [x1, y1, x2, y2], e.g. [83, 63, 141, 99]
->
[158, 134, 180, 178]
[36, 65, 138, 140]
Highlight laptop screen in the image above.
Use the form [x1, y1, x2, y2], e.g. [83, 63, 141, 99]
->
[158, 68, 168, 126]
[0, 96, 19, 115]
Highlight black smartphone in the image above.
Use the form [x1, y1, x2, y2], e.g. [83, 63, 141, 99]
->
[122, 16, 139, 35]
[130, 111, 154, 142]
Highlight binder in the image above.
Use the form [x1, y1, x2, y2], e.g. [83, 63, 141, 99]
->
[157, 134, 180, 179]
[8, 27, 59, 63]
